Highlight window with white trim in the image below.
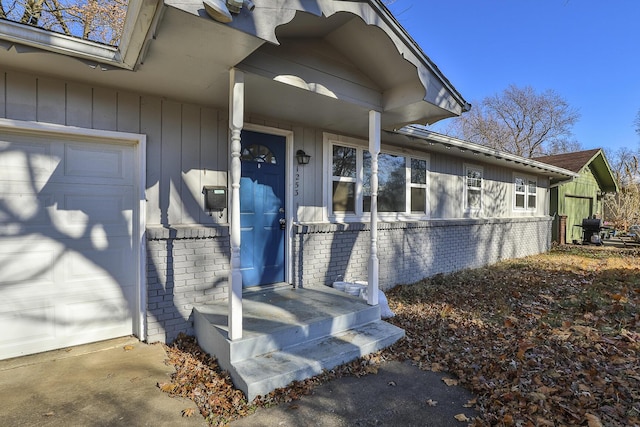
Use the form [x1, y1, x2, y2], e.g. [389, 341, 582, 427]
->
[464, 165, 483, 212]
[329, 142, 429, 219]
[331, 145, 357, 213]
[514, 175, 537, 210]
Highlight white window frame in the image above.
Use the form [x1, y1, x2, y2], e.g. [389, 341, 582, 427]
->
[464, 164, 483, 214]
[408, 157, 429, 215]
[323, 133, 430, 222]
[513, 173, 537, 211]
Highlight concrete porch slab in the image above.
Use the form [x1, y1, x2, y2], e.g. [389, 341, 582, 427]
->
[193, 284, 404, 401]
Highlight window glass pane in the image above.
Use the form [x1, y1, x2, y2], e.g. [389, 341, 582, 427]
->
[528, 180, 537, 194]
[411, 187, 426, 213]
[332, 182, 355, 213]
[515, 194, 525, 208]
[468, 189, 481, 210]
[411, 158, 427, 184]
[332, 145, 356, 178]
[466, 168, 482, 189]
[241, 144, 277, 164]
[528, 195, 536, 209]
[364, 152, 406, 212]
[515, 177, 525, 193]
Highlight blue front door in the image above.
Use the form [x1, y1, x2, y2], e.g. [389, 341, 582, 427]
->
[240, 130, 286, 287]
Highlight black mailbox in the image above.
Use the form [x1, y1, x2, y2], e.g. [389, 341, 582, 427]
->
[203, 186, 227, 211]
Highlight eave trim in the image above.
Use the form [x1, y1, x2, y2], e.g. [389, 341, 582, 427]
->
[394, 125, 580, 179]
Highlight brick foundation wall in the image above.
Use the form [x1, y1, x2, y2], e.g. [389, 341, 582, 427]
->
[146, 226, 230, 343]
[143, 218, 551, 342]
[293, 217, 552, 290]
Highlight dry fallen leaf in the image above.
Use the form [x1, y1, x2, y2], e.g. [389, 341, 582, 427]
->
[158, 382, 176, 393]
[463, 398, 476, 408]
[430, 362, 444, 372]
[442, 378, 459, 386]
[181, 408, 196, 417]
[502, 414, 514, 426]
[123, 345, 135, 351]
[42, 412, 55, 417]
[454, 413, 469, 422]
[426, 399, 437, 406]
[387, 381, 397, 387]
[585, 413, 603, 427]
[158, 248, 640, 427]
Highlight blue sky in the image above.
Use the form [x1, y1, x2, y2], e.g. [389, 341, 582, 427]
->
[387, 0, 640, 153]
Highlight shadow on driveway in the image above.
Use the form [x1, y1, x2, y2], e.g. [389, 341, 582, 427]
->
[0, 337, 206, 427]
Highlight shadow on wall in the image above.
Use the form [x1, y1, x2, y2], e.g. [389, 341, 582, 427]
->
[0, 135, 141, 357]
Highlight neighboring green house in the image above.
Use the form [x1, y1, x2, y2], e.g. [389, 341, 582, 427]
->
[535, 149, 619, 243]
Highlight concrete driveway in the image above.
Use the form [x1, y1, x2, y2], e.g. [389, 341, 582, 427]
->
[1, 337, 480, 426]
[0, 337, 206, 427]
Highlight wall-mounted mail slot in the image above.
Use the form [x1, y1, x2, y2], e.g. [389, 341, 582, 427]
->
[203, 186, 227, 211]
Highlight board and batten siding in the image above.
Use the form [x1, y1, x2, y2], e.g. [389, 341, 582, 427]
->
[0, 68, 228, 227]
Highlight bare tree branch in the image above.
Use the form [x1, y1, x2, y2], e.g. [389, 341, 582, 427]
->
[2, 0, 127, 46]
[448, 85, 581, 157]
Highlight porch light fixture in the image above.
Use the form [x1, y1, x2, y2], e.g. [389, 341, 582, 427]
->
[296, 150, 311, 165]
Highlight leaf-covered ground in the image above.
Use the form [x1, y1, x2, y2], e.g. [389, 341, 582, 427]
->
[161, 246, 640, 426]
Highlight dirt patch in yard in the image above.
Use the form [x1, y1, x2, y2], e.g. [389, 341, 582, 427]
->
[161, 246, 640, 426]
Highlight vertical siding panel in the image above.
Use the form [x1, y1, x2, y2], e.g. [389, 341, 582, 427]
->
[66, 83, 92, 128]
[162, 101, 182, 225]
[200, 108, 218, 173]
[296, 126, 321, 223]
[217, 111, 228, 185]
[117, 92, 141, 133]
[92, 87, 117, 131]
[36, 77, 66, 125]
[302, 127, 317, 222]
[200, 107, 221, 224]
[181, 104, 201, 224]
[292, 125, 304, 222]
[141, 96, 162, 224]
[5, 72, 36, 121]
[0, 70, 5, 118]
[313, 128, 324, 222]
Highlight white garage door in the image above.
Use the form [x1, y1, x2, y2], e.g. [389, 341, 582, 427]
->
[0, 129, 139, 360]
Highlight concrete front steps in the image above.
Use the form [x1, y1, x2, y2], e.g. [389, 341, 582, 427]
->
[193, 285, 404, 401]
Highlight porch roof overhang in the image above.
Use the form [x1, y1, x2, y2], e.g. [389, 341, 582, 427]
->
[0, 1, 468, 137]
[389, 126, 580, 181]
[0, 0, 162, 70]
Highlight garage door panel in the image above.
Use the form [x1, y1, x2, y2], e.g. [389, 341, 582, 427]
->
[0, 192, 54, 228]
[0, 138, 59, 184]
[0, 129, 140, 360]
[0, 239, 60, 288]
[62, 192, 133, 230]
[63, 236, 135, 282]
[1, 187, 134, 237]
[51, 142, 135, 185]
[0, 305, 56, 347]
[61, 295, 133, 337]
[0, 249, 56, 286]
[64, 143, 127, 179]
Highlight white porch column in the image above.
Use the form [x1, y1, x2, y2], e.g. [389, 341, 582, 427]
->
[367, 110, 380, 306]
[228, 68, 244, 340]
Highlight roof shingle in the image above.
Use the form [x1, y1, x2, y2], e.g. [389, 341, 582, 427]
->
[533, 149, 601, 173]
